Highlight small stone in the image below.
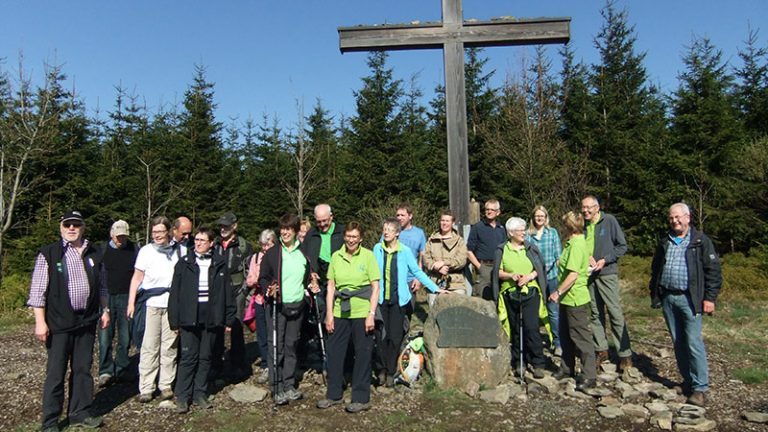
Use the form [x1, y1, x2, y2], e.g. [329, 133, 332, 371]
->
[657, 347, 672, 358]
[743, 411, 768, 424]
[479, 385, 510, 405]
[229, 383, 269, 403]
[634, 382, 664, 395]
[158, 400, 176, 409]
[506, 382, 525, 399]
[645, 401, 670, 415]
[621, 403, 649, 418]
[598, 405, 624, 419]
[621, 366, 643, 384]
[673, 416, 706, 425]
[678, 404, 706, 417]
[465, 381, 480, 397]
[583, 387, 613, 398]
[565, 384, 593, 400]
[650, 388, 679, 401]
[600, 363, 617, 373]
[598, 372, 619, 383]
[621, 388, 642, 400]
[673, 419, 716, 431]
[598, 396, 621, 407]
[529, 375, 560, 394]
[652, 411, 673, 430]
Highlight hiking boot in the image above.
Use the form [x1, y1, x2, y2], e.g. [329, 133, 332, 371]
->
[345, 402, 370, 414]
[553, 369, 573, 380]
[595, 350, 609, 364]
[618, 356, 633, 372]
[255, 368, 269, 384]
[273, 392, 289, 406]
[316, 398, 343, 409]
[575, 379, 597, 392]
[533, 368, 546, 379]
[284, 387, 303, 401]
[194, 395, 212, 409]
[175, 400, 190, 414]
[158, 388, 174, 401]
[97, 374, 112, 388]
[686, 391, 706, 407]
[137, 393, 153, 403]
[70, 416, 103, 429]
[385, 375, 395, 388]
[553, 347, 563, 357]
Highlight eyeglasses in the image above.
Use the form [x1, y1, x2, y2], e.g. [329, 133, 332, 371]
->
[581, 204, 598, 211]
[62, 222, 83, 228]
[484, 208, 500, 212]
[181, 231, 192, 236]
[194, 238, 211, 242]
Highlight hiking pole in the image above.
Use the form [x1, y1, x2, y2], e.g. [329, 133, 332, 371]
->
[270, 281, 280, 407]
[518, 285, 524, 385]
[312, 292, 328, 385]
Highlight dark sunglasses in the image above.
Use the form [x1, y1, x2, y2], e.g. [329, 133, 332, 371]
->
[62, 222, 83, 228]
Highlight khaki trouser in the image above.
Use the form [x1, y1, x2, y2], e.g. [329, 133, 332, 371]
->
[588, 274, 632, 358]
[138, 306, 178, 395]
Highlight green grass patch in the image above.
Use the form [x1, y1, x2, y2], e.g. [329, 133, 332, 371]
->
[732, 367, 768, 385]
[0, 308, 32, 335]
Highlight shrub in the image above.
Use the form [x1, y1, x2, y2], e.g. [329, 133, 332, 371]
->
[0, 273, 30, 312]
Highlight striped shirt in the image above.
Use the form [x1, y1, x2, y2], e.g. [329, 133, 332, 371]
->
[27, 239, 105, 310]
[526, 227, 562, 280]
[196, 254, 212, 303]
[660, 231, 690, 291]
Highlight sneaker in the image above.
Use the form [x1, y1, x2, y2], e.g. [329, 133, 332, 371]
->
[137, 393, 153, 403]
[345, 402, 370, 414]
[255, 368, 269, 384]
[532, 368, 546, 379]
[97, 374, 112, 388]
[575, 378, 597, 392]
[70, 416, 103, 429]
[194, 395, 212, 409]
[158, 388, 174, 401]
[273, 392, 289, 406]
[686, 391, 706, 407]
[316, 398, 343, 409]
[284, 387, 303, 401]
[176, 400, 190, 414]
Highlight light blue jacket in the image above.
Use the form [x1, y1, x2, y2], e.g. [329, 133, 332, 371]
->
[373, 241, 438, 307]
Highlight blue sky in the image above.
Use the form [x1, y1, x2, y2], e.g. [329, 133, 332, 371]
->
[2, 1, 766, 130]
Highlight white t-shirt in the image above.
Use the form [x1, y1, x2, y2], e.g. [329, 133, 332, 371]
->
[135, 243, 184, 308]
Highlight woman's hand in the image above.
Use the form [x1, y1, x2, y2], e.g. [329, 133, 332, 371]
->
[365, 315, 375, 333]
[325, 313, 335, 333]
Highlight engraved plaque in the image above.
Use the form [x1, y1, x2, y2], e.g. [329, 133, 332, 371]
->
[436, 306, 499, 348]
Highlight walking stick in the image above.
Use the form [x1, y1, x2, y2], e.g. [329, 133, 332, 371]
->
[312, 292, 327, 385]
[517, 285, 525, 385]
[269, 281, 280, 406]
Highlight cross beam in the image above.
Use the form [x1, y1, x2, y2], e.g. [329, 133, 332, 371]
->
[338, 0, 570, 226]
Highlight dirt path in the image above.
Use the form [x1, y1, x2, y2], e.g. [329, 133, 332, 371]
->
[1, 319, 766, 432]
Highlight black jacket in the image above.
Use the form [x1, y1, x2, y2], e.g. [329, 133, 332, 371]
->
[168, 252, 236, 330]
[213, 235, 253, 289]
[649, 226, 722, 314]
[491, 240, 547, 304]
[39, 240, 102, 333]
[300, 223, 344, 279]
[258, 242, 312, 303]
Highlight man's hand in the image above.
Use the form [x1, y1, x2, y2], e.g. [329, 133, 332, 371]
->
[431, 261, 445, 271]
[438, 265, 450, 276]
[703, 300, 716, 314]
[35, 321, 49, 343]
[100, 311, 110, 329]
[592, 258, 606, 271]
[126, 304, 135, 320]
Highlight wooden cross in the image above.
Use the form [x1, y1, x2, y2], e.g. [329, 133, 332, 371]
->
[338, 0, 570, 225]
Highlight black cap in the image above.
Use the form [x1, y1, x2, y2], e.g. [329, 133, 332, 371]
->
[61, 210, 85, 223]
[217, 212, 237, 226]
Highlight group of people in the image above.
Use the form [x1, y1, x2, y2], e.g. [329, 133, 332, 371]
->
[27, 197, 721, 431]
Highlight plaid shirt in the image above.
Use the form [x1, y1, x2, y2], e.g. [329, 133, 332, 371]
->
[660, 231, 690, 291]
[27, 239, 104, 310]
[526, 227, 562, 280]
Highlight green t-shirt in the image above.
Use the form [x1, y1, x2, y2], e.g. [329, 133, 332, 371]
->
[557, 234, 591, 307]
[280, 239, 306, 303]
[319, 222, 336, 263]
[327, 245, 380, 319]
[585, 212, 601, 256]
[382, 240, 401, 301]
[500, 243, 539, 295]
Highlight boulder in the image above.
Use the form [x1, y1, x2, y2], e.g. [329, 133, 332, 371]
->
[598, 405, 624, 419]
[423, 294, 510, 389]
[621, 403, 649, 418]
[478, 385, 510, 404]
[645, 401, 671, 415]
[652, 411, 674, 430]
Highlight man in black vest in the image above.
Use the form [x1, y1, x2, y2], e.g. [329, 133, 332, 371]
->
[212, 212, 253, 378]
[27, 210, 109, 432]
[97, 220, 139, 387]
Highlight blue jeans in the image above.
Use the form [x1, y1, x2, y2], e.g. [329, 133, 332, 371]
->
[661, 292, 709, 392]
[544, 278, 561, 349]
[98, 293, 132, 377]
